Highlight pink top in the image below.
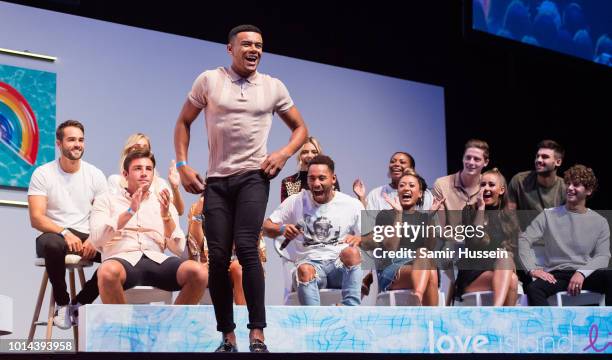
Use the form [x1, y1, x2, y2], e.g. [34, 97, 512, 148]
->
[89, 189, 185, 266]
[188, 66, 294, 177]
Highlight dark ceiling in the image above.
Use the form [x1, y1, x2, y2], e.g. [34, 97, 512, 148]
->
[4, 0, 611, 207]
[3, 0, 461, 85]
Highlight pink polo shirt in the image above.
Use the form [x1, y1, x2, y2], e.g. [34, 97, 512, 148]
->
[188, 66, 294, 178]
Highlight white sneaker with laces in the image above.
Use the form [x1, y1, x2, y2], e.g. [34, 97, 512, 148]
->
[53, 305, 72, 330]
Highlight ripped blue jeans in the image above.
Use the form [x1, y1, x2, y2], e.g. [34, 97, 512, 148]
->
[294, 258, 362, 306]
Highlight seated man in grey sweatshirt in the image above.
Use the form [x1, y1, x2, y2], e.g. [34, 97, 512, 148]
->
[519, 164, 611, 305]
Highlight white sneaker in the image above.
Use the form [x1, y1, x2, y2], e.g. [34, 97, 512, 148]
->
[53, 305, 72, 329]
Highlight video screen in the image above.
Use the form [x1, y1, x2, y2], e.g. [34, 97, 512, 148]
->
[472, 0, 612, 66]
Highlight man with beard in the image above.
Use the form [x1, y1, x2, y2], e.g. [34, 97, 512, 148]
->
[174, 24, 308, 352]
[28, 120, 107, 329]
[506, 140, 566, 220]
[506, 140, 566, 286]
[263, 155, 364, 307]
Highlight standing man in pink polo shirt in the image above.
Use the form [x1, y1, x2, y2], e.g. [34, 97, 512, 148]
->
[174, 24, 308, 353]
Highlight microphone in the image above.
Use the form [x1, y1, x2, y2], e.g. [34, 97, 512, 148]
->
[280, 224, 302, 250]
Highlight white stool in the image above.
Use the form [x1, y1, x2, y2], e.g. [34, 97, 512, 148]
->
[28, 257, 93, 347]
[284, 288, 343, 306]
[457, 283, 528, 306]
[377, 289, 446, 306]
[458, 290, 494, 306]
[547, 290, 605, 306]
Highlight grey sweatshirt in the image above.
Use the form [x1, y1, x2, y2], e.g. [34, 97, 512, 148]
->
[518, 206, 610, 277]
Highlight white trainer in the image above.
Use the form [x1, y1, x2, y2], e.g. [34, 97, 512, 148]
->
[53, 305, 72, 329]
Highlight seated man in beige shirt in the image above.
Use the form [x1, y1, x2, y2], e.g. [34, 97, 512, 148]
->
[90, 148, 208, 304]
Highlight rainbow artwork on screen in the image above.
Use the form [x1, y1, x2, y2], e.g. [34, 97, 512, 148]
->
[0, 64, 55, 188]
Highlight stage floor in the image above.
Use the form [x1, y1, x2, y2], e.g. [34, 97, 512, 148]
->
[72, 305, 611, 354]
[1, 352, 607, 359]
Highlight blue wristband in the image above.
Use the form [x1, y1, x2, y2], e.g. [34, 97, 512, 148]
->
[279, 224, 286, 235]
[127, 207, 135, 215]
[176, 160, 187, 169]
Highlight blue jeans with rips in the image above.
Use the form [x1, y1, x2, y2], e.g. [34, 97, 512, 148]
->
[295, 258, 362, 306]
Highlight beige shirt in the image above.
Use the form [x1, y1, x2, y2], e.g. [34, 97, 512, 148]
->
[90, 189, 185, 266]
[432, 172, 481, 227]
[188, 66, 294, 177]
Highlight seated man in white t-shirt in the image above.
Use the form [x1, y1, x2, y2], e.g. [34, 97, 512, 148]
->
[263, 155, 364, 305]
[28, 120, 108, 329]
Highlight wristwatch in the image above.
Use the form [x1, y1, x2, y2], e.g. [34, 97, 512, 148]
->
[59, 228, 70, 238]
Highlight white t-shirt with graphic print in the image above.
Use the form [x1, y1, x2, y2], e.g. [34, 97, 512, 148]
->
[269, 190, 364, 262]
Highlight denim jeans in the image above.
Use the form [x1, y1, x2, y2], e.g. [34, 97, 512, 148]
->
[295, 258, 362, 306]
[377, 259, 413, 293]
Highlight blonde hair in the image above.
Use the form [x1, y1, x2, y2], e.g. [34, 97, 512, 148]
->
[116, 133, 160, 191]
[118, 133, 151, 173]
[481, 168, 507, 208]
[297, 136, 323, 168]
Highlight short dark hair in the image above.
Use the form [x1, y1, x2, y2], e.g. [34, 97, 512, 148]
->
[228, 24, 262, 42]
[56, 120, 84, 140]
[537, 139, 565, 160]
[464, 138, 490, 160]
[123, 149, 156, 172]
[308, 154, 335, 173]
[392, 151, 416, 169]
[564, 164, 598, 194]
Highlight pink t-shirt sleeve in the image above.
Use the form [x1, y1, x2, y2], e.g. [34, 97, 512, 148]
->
[274, 79, 294, 114]
[187, 72, 208, 109]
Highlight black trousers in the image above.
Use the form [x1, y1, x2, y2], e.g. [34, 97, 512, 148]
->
[35, 229, 101, 306]
[204, 170, 269, 333]
[524, 269, 612, 306]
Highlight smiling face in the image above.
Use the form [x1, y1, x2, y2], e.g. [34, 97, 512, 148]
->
[397, 174, 423, 209]
[307, 164, 336, 204]
[388, 153, 413, 184]
[534, 148, 561, 175]
[299, 142, 319, 170]
[228, 31, 263, 77]
[57, 126, 84, 161]
[565, 181, 591, 206]
[462, 147, 488, 176]
[480, 172, 505, 207]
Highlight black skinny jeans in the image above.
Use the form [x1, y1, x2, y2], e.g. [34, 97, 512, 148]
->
[525, 269, 612, 306]
[36, 229, 101, 306]
[204, 170, 269, 333]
